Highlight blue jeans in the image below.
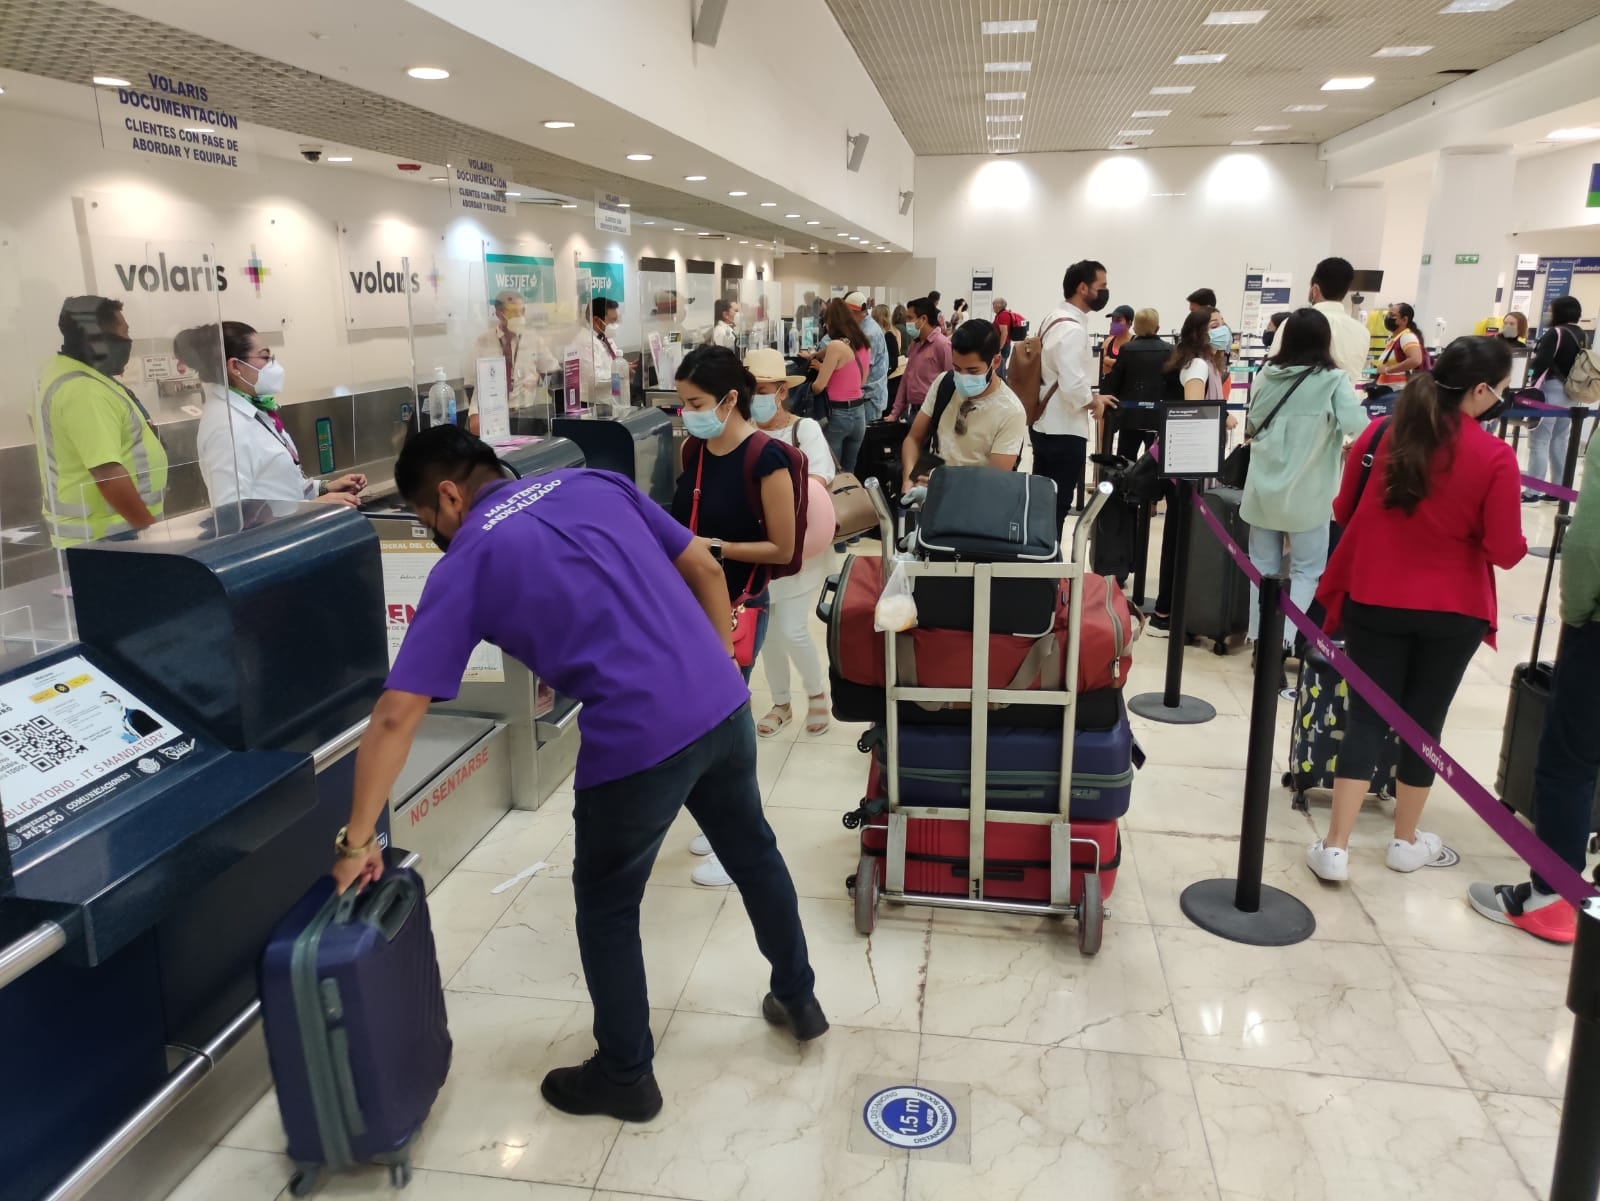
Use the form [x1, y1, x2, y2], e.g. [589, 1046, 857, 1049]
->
[572, 709, 815, 1081]
[824, 403, 868, 475]
[1526, 378, 1572, 487]
[1247, 524, 1331, 647]
[1532, 620, 1600, 893]
[741, 595, 771, 684]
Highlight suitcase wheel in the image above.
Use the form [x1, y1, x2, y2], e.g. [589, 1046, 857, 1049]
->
[288, 1167, 321, 1198]
[1211, 640, 1228, 657]
[853, 853, 880, 936]
[390, 1161, 414, 1190]
[1077, 873, 1103, 956]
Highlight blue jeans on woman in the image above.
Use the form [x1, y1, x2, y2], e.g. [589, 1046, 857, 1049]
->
[1527, 377, 1572, 487]
[824, 403, 868, 476]
[740, 593, 771, 684]
[1247, 525, 1331, 647]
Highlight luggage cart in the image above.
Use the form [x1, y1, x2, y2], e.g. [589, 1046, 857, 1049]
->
[847, 478, 1115, 953]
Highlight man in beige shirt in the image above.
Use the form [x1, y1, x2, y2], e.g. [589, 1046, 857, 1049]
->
[901, 318, 1027, 490]
[1309, 257, 1373, 385]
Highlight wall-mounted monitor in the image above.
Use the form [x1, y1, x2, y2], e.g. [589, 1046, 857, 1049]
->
[1350, 270, 1385, 292]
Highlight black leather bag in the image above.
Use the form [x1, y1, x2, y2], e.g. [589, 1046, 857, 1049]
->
[1215, 368, 1313, 489]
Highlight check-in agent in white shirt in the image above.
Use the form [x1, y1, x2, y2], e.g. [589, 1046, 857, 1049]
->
[182, 322, 367, 509]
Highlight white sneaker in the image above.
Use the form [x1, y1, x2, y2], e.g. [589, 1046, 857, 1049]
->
[689, 833, 713, 857]
[1387, 831, 1446, 873]
[691, 854, 733, 887]
[1306, 840, 1349, 882]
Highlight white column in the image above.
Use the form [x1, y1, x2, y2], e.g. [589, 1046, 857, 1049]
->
[1414, 148, 1516, 348]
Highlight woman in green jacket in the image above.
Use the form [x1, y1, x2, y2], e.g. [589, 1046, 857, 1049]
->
[1241, 307, 1369, 651]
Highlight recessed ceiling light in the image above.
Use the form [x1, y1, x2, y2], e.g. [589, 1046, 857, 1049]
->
[542, 120, 575, 129]
[984, 61, 1033, 72]
[1175, 53, 1227, 65]
[1204, 9, 1269, 22]
[1254, 124, 1290, 131]
[627, 153, 653, 161]
[406, 66, 450, 80]
[0, 87, 8, 95]
[617, 202, 630, 208]
[1440, 0, 1514, 11]
[1548, 128, 1600, 141]
[1152, 85, 1196, 95]
[785, 213, 801, 218]
[429, 176, 447, 182]
[981, 19, 1037, 34]
[740, 240, 749, 244]
[1322, 76, 1375, 90]
[760, 201, 777, 206]
[672, 227, 686, 232]
[92, 75, 131, 87]
[683, 174, 707, 181]
[838, 232, 851, 237]
[1118, 129, 1154, 137]
[1132, 109, 1172, 118]
[986, 91, 1027, 101]
[640, 220, 655, 225]
[727, 190, 748, 197]
[986, 114, 1023, 123]
[560, 203, 577, 209]
[1231, 139, 1264, 145]
[1374, 45, 1434, 56]
[327, 155, 354, 163]
[806, 219, 821, 225]
[1285, 104, 1326, 112]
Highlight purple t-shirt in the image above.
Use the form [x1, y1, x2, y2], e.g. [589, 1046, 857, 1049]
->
[385, 468, 749, 789]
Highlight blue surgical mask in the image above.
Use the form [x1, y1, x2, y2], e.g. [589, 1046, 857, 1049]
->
[681, 398, 731, 439]
[1209, 328, 1232, 351]
[750, 393, 779, 424]
[953, 370, 990, 399]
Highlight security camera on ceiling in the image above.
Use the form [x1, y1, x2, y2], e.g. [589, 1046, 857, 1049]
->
[299, 144, 323, 163]
[898, 190, 914, 216]
[692, 0, 728, 46]
[846, 132, 870, 173]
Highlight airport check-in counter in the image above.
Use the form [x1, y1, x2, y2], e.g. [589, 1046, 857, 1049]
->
[552, 407, 676, 507]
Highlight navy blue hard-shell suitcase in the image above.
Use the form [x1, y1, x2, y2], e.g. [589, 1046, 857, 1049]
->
[868, 709, 1142, 820]
[261, 865, 452, 1196]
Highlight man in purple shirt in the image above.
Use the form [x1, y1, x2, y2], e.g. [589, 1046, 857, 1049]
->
[890, 296, 953, 420]
[330, 426, 824, 1123]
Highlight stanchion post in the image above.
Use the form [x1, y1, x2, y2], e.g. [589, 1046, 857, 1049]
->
[1178, 574, 1316, 945]
[1551, 897, 1600, 1201]
[1128, 480, 1217, 725]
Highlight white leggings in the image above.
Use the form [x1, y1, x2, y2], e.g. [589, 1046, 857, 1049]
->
[761, 590, 826, 706]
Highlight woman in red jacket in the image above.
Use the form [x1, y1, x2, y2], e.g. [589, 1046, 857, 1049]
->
[1308, 337, 1526, 882]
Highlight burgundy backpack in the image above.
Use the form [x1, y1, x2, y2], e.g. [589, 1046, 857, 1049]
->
[683, 431, 810, 582]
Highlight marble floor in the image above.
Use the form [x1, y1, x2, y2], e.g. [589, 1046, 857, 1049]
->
[171, 491, 1585, 1201]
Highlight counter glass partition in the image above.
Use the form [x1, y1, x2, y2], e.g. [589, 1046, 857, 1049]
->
[638, 263, 685, 392]
[738, 279, 782, 353]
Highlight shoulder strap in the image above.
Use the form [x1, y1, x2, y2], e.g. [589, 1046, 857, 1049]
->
[1353, 418, 1393, 512]
[1246, 368, 1315, 439]
[1035, 314, 1070, 343]
[927, 373, 958, 456]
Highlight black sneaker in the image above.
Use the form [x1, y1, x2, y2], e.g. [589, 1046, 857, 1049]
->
[541, 1057, 663, 1122]
[762, 992, 830, 1042]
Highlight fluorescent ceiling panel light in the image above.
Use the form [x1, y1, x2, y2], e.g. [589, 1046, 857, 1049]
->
[1374, 45, 1434, 56]
[1132, 109, 1171, 117]
[327, 155, 354, 162]
[406, 66, 450, 80]
[1118, 129, 1154, 137]
[1174, 53, 1227, 65]
[1284, 103, 1326, 111]
[1254, 124, 1290, 131]
[1440, 0, 1514, 11]
[785, 212, 801, 218]
[672, 227, 686, 231]
[986, 114, 1023, 122]
[1548, 128, 1600, 140]
[1203, 10, 1269, 24]
[727, 190, 748, 196]
[1231, 139, 1264, 145]
[560, 203, 577, 209]
[542, 120, 575, 129]
[1322, 76, 1375, 90]
[805, 219, 821, 225]
[683, 174, 707, 181]
[984, 61, 1032, 72]
[981, 19, 1037, 33]
[760, 201, 777, 206]
[986, 91, 1026, 101]
[627, 153, 653, 161]
[1151, 85, 1195, 95]
[93, 75, 131, 86]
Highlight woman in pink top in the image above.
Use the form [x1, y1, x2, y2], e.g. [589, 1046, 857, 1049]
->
[807, 297, 872, 472]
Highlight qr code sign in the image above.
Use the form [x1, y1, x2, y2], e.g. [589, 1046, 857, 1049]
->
[0, 716, 88, 773]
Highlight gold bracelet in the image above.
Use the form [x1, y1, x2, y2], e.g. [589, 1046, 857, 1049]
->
[334, 825, 377, 859]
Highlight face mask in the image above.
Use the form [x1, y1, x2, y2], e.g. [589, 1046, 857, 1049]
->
[1262, 328, 1276, 349]
[250, 359, 286, 398]
[91, 333, 134, 377]
[953, 370, 990, 399]
[605, 322, 620, 337]
[681, 398, 731, 440]
[1477, 389, 1512, 424]
[1088, 288, 1110, 313]
[505, 316, 527, 335]
[1384, 315, 1399, 332]
[1109, 320, 1128, 336]
[750, 392, 779, 424]
[1209, 328, 1232, 352]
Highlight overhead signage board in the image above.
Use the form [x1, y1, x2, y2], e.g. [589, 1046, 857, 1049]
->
[595, 191, 631, 236]
[93, 72, 255, 172]
[451, 157, 508, 217]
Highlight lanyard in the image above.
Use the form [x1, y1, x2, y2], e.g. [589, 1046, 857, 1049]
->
[252, 408, 299, 465]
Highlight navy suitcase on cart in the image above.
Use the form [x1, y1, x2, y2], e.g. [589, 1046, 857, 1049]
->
[261, 865, 452, 1195]
[868, 711, 1142, 820]
[1282, 648, 1402, 810]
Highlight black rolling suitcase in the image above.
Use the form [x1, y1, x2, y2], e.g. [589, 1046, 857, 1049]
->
[1184, 485, 1251, 654]
[1283, 646, 1402, 810]
[857, 420, 908, 510]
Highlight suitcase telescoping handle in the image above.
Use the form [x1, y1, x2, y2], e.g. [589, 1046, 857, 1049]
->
[1530, 514, 1570, 666]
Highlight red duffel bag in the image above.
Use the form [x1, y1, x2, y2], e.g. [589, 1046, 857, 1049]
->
[819, 555, 1138, 730]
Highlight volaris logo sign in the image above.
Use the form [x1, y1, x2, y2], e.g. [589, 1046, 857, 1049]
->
[348, 259, 423, 296]
[111, 251, 228, 294]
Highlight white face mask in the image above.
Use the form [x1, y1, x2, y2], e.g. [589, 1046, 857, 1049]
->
[243, 358, 286, 398]
[504, 315, 527, 334]
[605, 322, 620, 337]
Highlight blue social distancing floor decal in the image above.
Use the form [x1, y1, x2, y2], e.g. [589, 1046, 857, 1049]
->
[848, 1076, 972, 1164]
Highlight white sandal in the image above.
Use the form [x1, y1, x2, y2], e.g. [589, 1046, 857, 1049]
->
[757, 705, 793, 738]
[804, 695, 830, 735]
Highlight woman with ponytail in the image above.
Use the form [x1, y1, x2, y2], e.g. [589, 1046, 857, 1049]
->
[1308, 337, 1526, 883]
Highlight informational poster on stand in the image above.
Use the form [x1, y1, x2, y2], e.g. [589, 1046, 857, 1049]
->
[971, 268, 993, 294]
[475, 356, 510, 442]
[486, 253, 556, 306]
[1240, 269, 1293, 335]
[94, 72, 255, 172]
[563, 349, 584, 414]
[380, 538, 504, 683]
[450, 158, 508, 216]
[1511, 253, 1540, 318]
[595, 191, 631, 236]
[1158, 404, 1226, 479]
[0, 654, 196, 853]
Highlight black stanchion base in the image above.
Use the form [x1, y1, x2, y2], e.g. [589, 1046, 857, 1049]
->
[1180, 878, 1317, 946]
[1128, 691, 1216, 725]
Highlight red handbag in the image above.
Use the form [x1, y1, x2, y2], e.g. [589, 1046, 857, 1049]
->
[690, 449, 762, 667]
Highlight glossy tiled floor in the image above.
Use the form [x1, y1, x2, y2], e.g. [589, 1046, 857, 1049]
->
[172, 491, 1584, 1201]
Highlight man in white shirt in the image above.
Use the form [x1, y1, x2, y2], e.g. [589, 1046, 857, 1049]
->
[1034, 259, 1116, 530]
[574, 296, 632, 403]
[711, 299, 740, 349]
[466, 291, 558, 434]
[1307, 257, 1373, 386]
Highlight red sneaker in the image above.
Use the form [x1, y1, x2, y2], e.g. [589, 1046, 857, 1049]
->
[1469, 882, 1577, 944]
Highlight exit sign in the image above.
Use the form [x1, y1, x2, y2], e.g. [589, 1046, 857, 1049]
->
[1456, 253, 1481, 265]
[1421, 253, 1432, 266]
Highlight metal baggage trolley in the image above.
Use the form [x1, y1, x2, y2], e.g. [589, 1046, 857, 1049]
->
[847, 478, 1115, 954]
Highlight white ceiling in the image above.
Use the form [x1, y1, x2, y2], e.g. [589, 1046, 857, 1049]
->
[825, 0, 1600, 155]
